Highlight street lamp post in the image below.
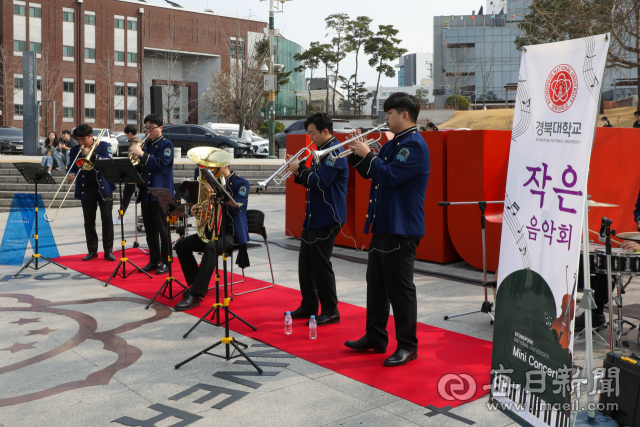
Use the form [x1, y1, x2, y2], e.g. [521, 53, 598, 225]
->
[262, 0, 291, 158]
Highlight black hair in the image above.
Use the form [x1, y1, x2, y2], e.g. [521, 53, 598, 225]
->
[61, 129, 71, 136]
[427, 122, 438, 130]
[635, 111, 640, 116]
[73, 124, 93, 139]
[144, 113, 163, 127]
[304, 113, 334, 134]
[124, 125, 138, 135]
[383, 92, 420, 124]
[245, 123, 250, 130]
[419, 125, 427, 131]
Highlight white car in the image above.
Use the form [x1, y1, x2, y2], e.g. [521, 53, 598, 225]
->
[250, 135, 269, 157]
[92, 129, 120, 156]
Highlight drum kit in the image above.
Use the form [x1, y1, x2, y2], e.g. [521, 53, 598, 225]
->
[581, 199, 640, 350]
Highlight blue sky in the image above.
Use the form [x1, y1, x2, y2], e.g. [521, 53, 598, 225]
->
[144, 0, 485, 87]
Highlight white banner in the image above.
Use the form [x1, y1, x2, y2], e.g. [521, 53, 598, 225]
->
[491, 35, 609, 426]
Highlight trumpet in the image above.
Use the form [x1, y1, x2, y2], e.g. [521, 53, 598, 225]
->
[312, 124, 386, 163]
[257, 144, 314, 191]
[129, 135, 149, 166]
[44, 129, 106, 222]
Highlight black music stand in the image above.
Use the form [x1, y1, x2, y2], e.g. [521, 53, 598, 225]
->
[176, 169, 262, 374]
[439, 200, 504, 324]
[145, 187, 188, 309]
[13, 163, 67, 276]
[95, 159, 152, 287]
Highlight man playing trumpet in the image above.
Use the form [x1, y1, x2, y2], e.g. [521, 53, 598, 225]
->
[173, 156, 250, 311]
[66, 124, 116, 261]
[345, 93, 430, 367]
[284, 113, 348, 326]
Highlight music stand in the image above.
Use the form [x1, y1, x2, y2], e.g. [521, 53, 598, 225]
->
[439, 200, 504, 324]
[95, 158, 152, 287]
[176, 168, 262, 374]
[145, 187, 188, 309]
[13, 163, 67, 276]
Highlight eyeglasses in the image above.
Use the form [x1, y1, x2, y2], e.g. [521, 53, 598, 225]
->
[144, 126, 159, 131]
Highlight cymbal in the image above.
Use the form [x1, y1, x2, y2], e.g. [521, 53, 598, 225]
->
[616, 232, 640, 242]
[587, 200, 619, 207]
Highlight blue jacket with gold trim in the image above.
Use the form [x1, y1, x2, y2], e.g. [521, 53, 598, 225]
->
[225, 172, 250, 245]
[137, 136, 174, 204]
[66, 141, 116, 200]
[348, 126, 430, 236]
[293, 136, 349, 230]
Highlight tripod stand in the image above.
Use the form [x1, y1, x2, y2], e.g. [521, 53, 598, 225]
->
[13, 163, 67, 276]
[145, 187, 187, 310]
[176, 168, 261, 374]
[182, 190, 257, 338]
[95, 159, 152, 287]
[439, 200, 504, 324]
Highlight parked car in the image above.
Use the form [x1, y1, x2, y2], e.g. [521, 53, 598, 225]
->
[162, 125, 251, 158]
[203, 123, 241, 138]
[249, 135, 269, 157]
[92, 129, 120, 156]
[0, 126, 45, 155]
[274, 119, 354, 155]
[117, 133, 146, 158]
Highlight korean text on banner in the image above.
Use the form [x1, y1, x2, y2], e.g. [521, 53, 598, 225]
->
[490, 35, 609, 427]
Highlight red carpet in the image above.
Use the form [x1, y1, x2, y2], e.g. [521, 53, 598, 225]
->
[52, 251, 492, 408]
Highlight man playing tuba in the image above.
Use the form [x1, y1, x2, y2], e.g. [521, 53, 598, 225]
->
[173, 148, 250, 311]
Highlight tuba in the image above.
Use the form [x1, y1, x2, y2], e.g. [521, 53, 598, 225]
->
[187, 147, 234, 243]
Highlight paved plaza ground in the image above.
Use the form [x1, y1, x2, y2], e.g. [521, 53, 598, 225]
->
[0, 193, 637, 427]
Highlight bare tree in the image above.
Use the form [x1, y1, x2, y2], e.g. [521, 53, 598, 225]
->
[145, 22, 200, 126]
[95, 47, 124, 131]
[38, 47, 63, 137]
[608, 0, 640, 102]
[476, 38, 497, 109]
[0, 46, 21, 126]
[200, 24, 269, 138]
[442, 44, 474, 110]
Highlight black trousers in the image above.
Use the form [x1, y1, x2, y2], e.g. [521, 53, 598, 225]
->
[298, 223, 341, 316]
[365, 233, 421, 352]
[175, 233, 235, 298]
[140, 201, 169, 265]
[120, 183, 136, 214]
[81, 192, 114, 254]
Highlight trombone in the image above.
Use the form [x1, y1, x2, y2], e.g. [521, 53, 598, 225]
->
[44, 129, 106, 222]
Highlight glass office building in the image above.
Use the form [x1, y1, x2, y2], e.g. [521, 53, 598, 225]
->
[434, 0, 637, 107]
[273, 36, 306, 115]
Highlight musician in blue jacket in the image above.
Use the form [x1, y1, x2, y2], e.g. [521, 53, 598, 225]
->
[66, 124, 117, 261]
[129, 114, 174, 275]
[173, 163, 250, 311]
[344, 93, 430, 367]
[284, 113, 349, 326]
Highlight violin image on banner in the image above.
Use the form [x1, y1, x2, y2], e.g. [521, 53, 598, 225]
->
[551, 266, 577, 349]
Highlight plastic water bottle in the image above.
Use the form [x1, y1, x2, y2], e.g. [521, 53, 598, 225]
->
[309, 315, 317, 340]
[284, 311, 292, 335]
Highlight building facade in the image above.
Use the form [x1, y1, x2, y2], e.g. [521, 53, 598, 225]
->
[272, 35, 305, 116]
[366, 85, 433, 115]
[395, 52, 434, 87]
[1, 0, 267, 134]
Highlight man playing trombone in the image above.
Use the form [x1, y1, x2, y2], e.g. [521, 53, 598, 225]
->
[66, 124, 116, 261]
[344, 93, 430, 367]
[284, 113, 348, 326]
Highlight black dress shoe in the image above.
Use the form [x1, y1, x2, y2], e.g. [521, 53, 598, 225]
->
[104, 252, 116, 261]
[82, 252, 98, 261]
[344, 336, 387, 353]
[307, 312, 340, 326]
[575, 312, 607, 329]
[384, 349, 417, 367]
[285, 307, 317, 319]
[174, 292, 201, 311]
[142, 262, 161, 272]
[156, 264, 169, 275]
